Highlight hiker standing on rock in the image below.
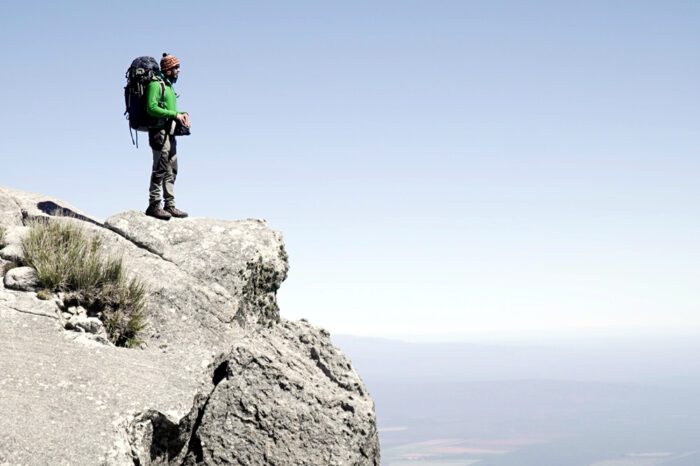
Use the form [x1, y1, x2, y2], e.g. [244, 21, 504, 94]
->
[145, 53, 191, 220]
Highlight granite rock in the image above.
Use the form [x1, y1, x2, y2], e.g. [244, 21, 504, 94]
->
[129, 320, 379, 466]
[0, 186, 379, 466]
[3, 266, 40, 291]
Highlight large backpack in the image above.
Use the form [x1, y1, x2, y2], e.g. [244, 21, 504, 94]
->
[124, 56, 166, 146]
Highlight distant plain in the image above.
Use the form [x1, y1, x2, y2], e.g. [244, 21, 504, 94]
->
[333, 335, 700, 466]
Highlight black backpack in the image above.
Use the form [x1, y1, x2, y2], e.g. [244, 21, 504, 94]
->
[124, 56, 166, 146]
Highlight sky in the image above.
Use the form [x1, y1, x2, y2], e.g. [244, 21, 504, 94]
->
[1, 1, 698, 341]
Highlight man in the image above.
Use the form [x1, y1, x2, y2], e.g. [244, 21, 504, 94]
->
[144, 52, 191, 220]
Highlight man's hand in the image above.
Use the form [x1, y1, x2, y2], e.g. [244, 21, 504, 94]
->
[176, 113, 191, 128]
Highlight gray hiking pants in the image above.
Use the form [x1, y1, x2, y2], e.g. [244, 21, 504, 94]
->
[148, 129, 178, 208]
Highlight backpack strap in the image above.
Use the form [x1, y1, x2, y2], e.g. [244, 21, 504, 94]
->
[158, 80, 166, 106]
[152, 77, 166, 108]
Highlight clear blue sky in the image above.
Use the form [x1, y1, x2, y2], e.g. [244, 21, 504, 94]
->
[2, 1, 698, 341]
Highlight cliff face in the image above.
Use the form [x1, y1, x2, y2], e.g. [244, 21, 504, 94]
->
[0, 187, 379, 466]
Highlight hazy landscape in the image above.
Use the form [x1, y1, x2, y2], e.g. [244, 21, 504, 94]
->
[333, 335, 700, 466]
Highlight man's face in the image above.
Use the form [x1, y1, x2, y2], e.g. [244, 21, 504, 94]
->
[166, 66, 181, 82]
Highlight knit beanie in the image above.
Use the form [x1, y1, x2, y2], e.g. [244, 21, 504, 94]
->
[160, 53, 180, 72]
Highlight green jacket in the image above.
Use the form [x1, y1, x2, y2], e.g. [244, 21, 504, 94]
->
[146, 78, 182, 122]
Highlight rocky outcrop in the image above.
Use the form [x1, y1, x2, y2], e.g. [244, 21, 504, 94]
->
[0, 187, 289, 359]
[0, 186, 380, 466]
[104, 211, 288, 329]
[128, 320, 379, 466]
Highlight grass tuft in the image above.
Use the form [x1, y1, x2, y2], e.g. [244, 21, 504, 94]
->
[21, 219, 148, 347]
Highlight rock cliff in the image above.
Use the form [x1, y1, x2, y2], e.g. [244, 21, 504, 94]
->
[0, 186, 380, 466]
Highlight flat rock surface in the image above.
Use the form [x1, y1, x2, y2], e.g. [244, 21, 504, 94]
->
[0, 288, 202, 465]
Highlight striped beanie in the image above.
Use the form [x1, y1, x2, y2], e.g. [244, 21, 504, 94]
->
[160, 53, 180, 72]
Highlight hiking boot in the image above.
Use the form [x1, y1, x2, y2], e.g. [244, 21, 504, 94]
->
[164, 206, 188, 218]
[145, 203, 172, 220]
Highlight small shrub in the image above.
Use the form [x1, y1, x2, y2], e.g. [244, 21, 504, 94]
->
[0, 225, 6, 248]
[21, 219, 148, 347]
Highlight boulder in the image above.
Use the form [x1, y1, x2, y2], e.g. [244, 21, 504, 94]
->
[104, 212, 288, 327]
[0, 243, 23, 264]
[129, 320, 380, 466]
[3, 266, 40, 291]
[0, 187, 101, 227]
[65, 314, 106, 336]
[0, 222, 33, 265]
[66, 305, 87, 316]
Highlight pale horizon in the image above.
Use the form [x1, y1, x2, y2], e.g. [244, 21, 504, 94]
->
[332, 323, 700, 344]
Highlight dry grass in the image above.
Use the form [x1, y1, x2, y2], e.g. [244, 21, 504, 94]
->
[21, 219, 147, 347]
